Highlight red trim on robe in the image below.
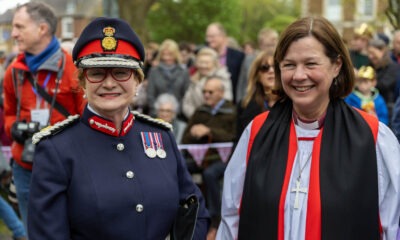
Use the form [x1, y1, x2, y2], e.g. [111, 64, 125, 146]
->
[239, 112, 269, 215]
[354, 108, 381, 236]
[354, 109, 379, 143]
[278, 121, 298, 240]
[298, 137, 316, 141]
[305, 128, 324, 240]
[246, 112, 269, 165]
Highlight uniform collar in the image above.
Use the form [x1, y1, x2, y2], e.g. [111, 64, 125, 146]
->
[83, 106, 134, 137]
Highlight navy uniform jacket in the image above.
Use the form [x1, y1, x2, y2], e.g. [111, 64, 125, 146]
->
[28, 107, 209, 240]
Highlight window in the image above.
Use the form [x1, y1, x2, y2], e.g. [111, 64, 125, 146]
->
[324, 0, 342, 21]
[61, 17, 74, 39]
[356, 0, 376, 20]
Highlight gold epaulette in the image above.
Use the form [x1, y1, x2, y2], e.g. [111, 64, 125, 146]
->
[32, 115, 80, 144]
[131, 111, 173, 131]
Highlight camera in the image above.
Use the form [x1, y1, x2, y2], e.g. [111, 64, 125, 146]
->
[11, 121, 41, 163]
[15, 122, 41, 136]
[21, 138, 36, 163]
[11, 121, 41, 144]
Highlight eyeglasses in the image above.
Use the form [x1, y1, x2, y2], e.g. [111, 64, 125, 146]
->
[84, 68, 134, 83]
[258, 64, 272, 73]
[158, 109, 174, 114]
[202, 90, 214, 95]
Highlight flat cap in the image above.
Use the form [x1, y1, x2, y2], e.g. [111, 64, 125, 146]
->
[72, 17, 145, 69]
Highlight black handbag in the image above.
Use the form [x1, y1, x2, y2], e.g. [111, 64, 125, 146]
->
[170, 195, 199, 240]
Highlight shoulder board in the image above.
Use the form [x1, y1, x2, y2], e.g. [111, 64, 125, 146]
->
[131, 111, 173, 131]
[32, 115, 80, 144]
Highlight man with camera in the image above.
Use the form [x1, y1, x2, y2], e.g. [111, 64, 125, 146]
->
[3, 2, 85, 232]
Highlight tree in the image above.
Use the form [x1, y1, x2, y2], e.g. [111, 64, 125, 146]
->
[117, 0, 159, 43]
[114, 0, 300, 45]
[239, 0, 300, 45]
[386, 0, 400, 30]
[146, 0, 242, 44]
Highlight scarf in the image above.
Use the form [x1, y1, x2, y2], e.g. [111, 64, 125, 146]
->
[25, 36, 60, 73]
[238, 99, 379, 240]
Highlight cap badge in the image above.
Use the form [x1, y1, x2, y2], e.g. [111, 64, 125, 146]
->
[101, 26, 117, 51]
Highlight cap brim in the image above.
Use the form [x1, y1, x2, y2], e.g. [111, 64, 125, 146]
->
[78, 56, 141, 69]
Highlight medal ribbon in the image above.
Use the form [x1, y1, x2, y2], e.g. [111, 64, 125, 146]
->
[141, 132, 155, 153]
[154, 133, 164, 152]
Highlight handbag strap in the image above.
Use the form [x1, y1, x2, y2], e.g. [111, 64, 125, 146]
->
[26, 74, 70, 118]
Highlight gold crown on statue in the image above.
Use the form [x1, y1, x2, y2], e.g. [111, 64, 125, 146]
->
[354, 23, 374, 39]
[357, 66, 375, 80]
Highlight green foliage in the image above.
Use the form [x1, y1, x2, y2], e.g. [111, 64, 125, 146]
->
[144, 0, 301, 45]
[266, 15, 299, 34]
[386, 0, 400, 30]
[240, 0, 301, 45]
[146, 0, 242, 44]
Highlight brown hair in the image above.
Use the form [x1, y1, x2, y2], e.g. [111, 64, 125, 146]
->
[273, 16, 355, 99]
[242, 51, 275, 109]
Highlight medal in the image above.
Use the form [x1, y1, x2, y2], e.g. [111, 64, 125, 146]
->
[154, 132, 167, 159]
[145, 148, 157, 158]
[156, 148, 166, 159]
[141, 132, 157, 158]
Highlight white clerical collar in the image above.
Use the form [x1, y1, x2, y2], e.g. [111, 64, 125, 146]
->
[292, 110, 326, 130]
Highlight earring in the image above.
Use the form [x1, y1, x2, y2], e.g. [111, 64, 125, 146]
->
[333, 77, 338, 86]
[83, 94, 87, 99]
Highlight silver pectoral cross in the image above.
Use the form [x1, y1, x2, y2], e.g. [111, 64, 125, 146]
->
[291, 180, 308, 209]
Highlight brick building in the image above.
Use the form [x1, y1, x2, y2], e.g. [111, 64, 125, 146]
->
[301, 0, 388, 43]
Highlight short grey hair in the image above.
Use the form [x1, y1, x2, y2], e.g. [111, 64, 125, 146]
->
[154, 93, 180, 113]
[17, 2, 57, 36]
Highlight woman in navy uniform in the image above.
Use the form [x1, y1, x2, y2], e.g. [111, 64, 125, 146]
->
[27, 17, 209, 240]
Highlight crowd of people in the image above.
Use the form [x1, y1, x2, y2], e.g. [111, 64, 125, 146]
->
[0, 1, 398, 240]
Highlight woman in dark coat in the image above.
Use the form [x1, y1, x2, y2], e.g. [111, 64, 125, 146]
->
[27, 17, 209, 240]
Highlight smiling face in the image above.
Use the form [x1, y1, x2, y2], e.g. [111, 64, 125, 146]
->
[279, 36, 342, 120]
[85, 68, 140, 119]
[196, 54, 217, 77]
[367, 45, 385, 66]
[160, 49, 176, 66]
